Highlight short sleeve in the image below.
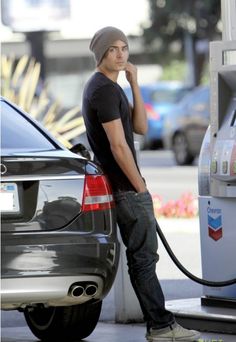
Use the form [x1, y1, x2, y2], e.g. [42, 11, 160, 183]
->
[92, 84, 121, 123]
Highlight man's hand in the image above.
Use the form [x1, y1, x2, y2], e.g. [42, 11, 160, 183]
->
[124, 63, 147, 135]
[125, 62, 138, 86]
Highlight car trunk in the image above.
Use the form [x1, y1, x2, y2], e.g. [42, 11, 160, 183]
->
[1, 154, 86, 232]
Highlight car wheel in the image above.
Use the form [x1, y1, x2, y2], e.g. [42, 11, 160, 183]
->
[24, 301, 102, 341]
[172, 133, 195, 165]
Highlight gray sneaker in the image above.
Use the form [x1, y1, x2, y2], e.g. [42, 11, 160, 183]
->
[146, 323, 201, 341]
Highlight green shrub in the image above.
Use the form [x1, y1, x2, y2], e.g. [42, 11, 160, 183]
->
[1, 55, 85, 148]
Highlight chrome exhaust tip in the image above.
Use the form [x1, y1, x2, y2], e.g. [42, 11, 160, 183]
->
[85, 284, 98, 297]
[69, 285, 85, 298]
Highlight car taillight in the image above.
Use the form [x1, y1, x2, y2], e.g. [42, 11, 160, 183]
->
[82, 175, 115, 212]
[145, 103, 160, 120]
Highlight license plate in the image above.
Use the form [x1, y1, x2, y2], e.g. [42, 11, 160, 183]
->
[0, 183, 20, 213]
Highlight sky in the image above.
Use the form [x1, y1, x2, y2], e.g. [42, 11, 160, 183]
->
[61, 0, 150, 38]
[1, 0, 150, 40]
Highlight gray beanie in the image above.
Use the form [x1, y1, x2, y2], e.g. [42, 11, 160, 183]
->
[89, 26, 128, 66]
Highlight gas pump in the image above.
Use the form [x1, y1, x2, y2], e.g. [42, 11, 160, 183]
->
[198, 1, 236, 305]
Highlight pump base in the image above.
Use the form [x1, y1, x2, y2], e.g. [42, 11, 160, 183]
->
[166, 297, 236, 334]
[201, 296, 236, 309]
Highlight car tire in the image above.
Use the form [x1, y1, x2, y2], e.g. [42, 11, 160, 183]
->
[24, 300, 102, 341]
[173, 132, 195, 165]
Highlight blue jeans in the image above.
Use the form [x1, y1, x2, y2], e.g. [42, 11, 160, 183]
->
[114, 190, 175, 330]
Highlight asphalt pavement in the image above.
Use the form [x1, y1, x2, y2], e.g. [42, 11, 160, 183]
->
[1, 320, 235, 342]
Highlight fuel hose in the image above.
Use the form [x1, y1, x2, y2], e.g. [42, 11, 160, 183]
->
[155, 221, 236, 287]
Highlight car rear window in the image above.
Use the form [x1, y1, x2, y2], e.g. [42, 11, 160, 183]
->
[1, 101, 57, 153]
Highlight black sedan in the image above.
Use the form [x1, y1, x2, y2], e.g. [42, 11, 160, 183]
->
[163, 85, 210, 165]
[0, 97, 120, 341]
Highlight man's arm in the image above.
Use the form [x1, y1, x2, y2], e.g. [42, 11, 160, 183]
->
[102, 118, 147, 193]
[125, 62, 147, 135]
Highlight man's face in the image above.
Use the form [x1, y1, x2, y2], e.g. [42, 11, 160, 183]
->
[100, 40, 129, 71]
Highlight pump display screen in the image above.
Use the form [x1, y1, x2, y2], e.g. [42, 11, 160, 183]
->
[223, 50, 236, 66]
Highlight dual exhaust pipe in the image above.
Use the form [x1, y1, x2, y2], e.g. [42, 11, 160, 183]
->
[69, 283, 98, 298]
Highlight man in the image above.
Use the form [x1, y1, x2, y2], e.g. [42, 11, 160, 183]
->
[82, 26, 200, 341]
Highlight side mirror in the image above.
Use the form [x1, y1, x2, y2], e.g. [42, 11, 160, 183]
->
[70, 143, 91, 160]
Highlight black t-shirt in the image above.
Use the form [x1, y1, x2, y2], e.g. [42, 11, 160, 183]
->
[82, 72, 140, 192]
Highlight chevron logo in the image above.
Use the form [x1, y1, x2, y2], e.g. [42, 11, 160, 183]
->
[208, 214, 222, 241]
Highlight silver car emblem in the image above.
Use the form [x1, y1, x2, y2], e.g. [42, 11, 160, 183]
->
[0, 163, 7, 175]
